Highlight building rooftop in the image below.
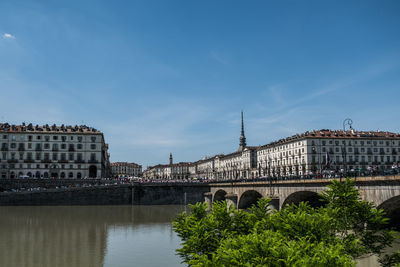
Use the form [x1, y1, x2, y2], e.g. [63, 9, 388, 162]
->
[0, 122, 101, 134]
[111, 162, 142, 167]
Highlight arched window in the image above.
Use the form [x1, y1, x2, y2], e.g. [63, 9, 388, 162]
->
[43, 172, 49, 178]
[35, 171, 41, 178]
[68, 172, 73, 178]
[77, 172, 82, 179]
[10, 172, 15, 179]
[60, 172, 65, 178]
[27, 172, 32, 178]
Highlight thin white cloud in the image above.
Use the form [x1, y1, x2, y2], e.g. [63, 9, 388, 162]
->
[3, 33, 15, 39]
[210, 51, 228, 65]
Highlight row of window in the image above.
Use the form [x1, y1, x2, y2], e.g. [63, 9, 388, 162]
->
[1, 163, 86, 170]
[259, 139, 400, 155]
[0, 152, 98, 161]
[0, 171, 84, 179]
[2, 134, 98, 143]
[313, 140, 399, 146]
[259, 141, 306, 154]
[1, 143, 97, 150]
[311, 155, 398, 163]
[314, 147, 400, 153]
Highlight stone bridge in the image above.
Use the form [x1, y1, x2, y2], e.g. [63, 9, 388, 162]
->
[206, 175, 400, 226]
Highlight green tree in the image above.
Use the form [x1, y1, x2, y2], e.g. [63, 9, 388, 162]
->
[173, 178, 400, 266]
[191, 230, 354, 267]
[320, 179, 397, 258]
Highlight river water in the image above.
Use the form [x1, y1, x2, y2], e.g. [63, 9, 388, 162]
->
[0, 205, 186, 267]
[0, 205, 398, 267]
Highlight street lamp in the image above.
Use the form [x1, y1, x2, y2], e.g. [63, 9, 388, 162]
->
[342, 118, 353, 181]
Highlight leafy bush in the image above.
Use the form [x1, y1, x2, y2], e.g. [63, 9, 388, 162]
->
[173, 179, 399, 266]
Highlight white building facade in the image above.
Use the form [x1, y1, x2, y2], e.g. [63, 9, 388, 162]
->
[142, 154, 191, 180]
[256, 130, 400, 177]
[142, 112, 400, 181]
[111, 162, 142, 178]
[0, 123, 111, 179]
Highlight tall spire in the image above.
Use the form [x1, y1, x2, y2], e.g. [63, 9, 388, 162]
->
[169, 153, 173, 165]
[238, 111, 247, 152]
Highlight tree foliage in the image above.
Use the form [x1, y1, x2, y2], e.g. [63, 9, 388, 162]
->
[173, 178, 400, 266]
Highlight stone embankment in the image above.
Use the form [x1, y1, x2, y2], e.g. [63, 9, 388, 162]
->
[132, 183, 210, 205]
[0, 185, 132, 205]
[0, 180, 210, 206]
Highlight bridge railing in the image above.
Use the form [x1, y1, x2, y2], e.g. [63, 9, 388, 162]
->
[207, 168, 400, 184]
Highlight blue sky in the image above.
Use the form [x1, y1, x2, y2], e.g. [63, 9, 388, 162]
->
[1, 0, 400, 167]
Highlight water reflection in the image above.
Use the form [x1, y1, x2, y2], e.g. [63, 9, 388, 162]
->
[0, 206, 186, 267]
[356, 238, 400, 267]
[2, 205, 395, 267]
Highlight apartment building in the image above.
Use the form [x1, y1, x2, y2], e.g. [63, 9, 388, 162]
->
[0, 123, 111, 179]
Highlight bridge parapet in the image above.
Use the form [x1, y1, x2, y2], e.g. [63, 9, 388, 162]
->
[208, 175, 400, 212]
[208, 175, 400, 188]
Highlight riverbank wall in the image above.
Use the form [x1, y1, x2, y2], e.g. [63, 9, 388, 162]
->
[0, 183, 210, 206]
[132, 184, 210, 205]
[0, 185, 132, 205]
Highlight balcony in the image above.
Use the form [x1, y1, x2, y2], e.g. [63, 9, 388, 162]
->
[52, 148, 59, 151]
[58, 160, 68, 163]
[24, 159, 35, 163]
[74, 160, 85, 163]
[35, 147, 42, 151]
[7, 159, 18, 163]
[68, 148, 75, 152]
[88, 160, 99, 164]
[0, 147, 8, 151]
[41, 159, 52, 163]
[18, 147, 25, 151]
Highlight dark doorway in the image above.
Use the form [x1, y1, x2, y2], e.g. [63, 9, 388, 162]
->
[89, 165, 97, 178]
[51, 173, 58, 179]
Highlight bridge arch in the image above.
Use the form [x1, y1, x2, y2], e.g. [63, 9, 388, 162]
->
[213, 189, 227, 202]
[378, 195, 400, 230]
[282, 191, 324, 208]
[238, 190, 263, 209]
